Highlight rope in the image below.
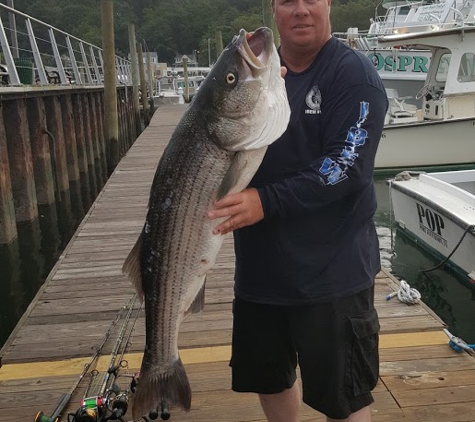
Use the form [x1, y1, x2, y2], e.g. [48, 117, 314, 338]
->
[393, 170, 426, 181]
[386, 280, 421, 305]
[422, 224, 475, 273]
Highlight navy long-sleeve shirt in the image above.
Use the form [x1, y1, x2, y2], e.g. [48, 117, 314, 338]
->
[233, 37, 388, 305]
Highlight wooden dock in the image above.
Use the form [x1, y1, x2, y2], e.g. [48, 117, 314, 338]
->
[1, 105, 474, 422]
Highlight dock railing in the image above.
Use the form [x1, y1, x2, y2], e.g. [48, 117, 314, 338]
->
[0, 3, 131, 86]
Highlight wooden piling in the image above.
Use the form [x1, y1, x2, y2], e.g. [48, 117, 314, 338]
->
[117, 89, 125, 156]
[27, 97, 55, 206]
[60, 95, 80, 184]
[137, 42, 150, 126]
[216, 30, 223, 57]
[147, 51, 155, 112]
[121, 88, 131, 151]
[0, 104, 17, 244]
[60, 94, 84, 220]
[88, 92, 105, 189]
[101, 0, 119, 174]
[93, 92, 108, 183]
[184, 58, 191, 103]
[44, 96, 70, 194]
[129, 87, 137, 146]
[3, 99, 38, 223]
[71, 94, 91, 211]
[128, 24, 141, 137]
[81, 94, 98, 198]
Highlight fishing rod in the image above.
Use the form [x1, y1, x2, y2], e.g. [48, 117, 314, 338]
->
[100, 294, 137, 394]
[68, 294, 141, 422]
[34, 305, 129, 422]
[103, 299, 145, 422]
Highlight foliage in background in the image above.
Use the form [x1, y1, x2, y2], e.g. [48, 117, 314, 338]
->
[8, 0, 382, 65]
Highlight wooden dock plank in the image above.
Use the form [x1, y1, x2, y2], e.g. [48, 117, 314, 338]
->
[1, 105, 474, 422]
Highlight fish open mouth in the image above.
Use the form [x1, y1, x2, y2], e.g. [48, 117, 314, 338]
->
[237, 27, 274, 77]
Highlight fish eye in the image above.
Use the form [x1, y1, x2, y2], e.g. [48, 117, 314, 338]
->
[226, 72, 237, 84]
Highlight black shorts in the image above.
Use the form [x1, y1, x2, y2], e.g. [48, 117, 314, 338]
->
[230, 287, 380, 419]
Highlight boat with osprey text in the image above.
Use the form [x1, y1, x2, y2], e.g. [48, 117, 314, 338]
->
[335, 0, 475, 102]
[374, 25, 475, 170]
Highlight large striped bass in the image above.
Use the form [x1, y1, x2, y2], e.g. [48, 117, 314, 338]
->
[123, 27, 290, 421]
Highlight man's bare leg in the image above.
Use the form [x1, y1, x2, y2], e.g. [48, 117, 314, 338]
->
[258, 381, 300, 422]
[327, 405, 371, 422]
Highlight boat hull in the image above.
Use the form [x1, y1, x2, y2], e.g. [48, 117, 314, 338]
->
[390, 172, 475, 281]
[376, 118, 475, 169]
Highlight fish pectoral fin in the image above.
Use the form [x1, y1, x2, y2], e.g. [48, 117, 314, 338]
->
[122, 232, 144, 301]
[185, 278, 206, 316]
[217, 148, 268, 200]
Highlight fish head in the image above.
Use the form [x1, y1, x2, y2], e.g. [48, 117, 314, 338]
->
[193, 27, 290, 152]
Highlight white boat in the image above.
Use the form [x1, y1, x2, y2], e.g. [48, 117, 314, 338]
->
[153, 79, 181, 106]
[336, 0, 475, 103]
[176, 75, 206, 102]
[389, 170, 475, 282]
[374, 26, 475, 170]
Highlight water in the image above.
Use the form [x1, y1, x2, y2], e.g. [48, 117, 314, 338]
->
[0, 180, 96, 350]
[1, 176, 474, 350]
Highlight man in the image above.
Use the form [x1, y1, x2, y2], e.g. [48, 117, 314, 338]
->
[207, 0, 388, 420]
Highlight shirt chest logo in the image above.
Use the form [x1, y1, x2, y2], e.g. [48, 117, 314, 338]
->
[305, 86, 322, 115]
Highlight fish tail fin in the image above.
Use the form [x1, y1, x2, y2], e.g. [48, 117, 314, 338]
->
[123, 232, 144, 300]
[132, 356, 191, 421]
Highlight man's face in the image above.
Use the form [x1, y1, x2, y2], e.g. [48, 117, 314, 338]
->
[272, 0, 332, 51]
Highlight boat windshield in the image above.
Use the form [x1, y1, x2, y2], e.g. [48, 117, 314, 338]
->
[435, 53, 451, 83]
[458, 52, 475, 83]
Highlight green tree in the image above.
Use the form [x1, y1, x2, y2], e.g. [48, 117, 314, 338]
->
[231, 13, 264, 34]
[8, 0, 380, 66]
[331, 0, 382, 33]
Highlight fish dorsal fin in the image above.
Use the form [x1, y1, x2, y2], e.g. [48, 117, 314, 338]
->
[217, 148, 268, 200]
[122, 232, 144, 301]
[185, 278, 206, 316]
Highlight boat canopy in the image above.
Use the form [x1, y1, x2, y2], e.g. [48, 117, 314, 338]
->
[379, 27, 475, 95]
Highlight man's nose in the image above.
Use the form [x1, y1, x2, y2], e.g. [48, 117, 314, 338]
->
[293, 0, 310, 15]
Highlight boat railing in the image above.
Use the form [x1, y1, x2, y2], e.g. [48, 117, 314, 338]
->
[0, 3, 131, 86]
[373, 0, 473, 34]
[155, 78, 177, 95]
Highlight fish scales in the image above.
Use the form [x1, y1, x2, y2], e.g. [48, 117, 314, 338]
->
[143, 124, 231, 364]
[123, 27, 291, 420]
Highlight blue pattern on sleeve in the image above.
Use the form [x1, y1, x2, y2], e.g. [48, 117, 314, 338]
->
[319, 102, 370, 185]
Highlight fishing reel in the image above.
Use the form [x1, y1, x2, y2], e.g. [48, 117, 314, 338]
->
[102, 392, 129, 421]
[68, 396, 106, 422]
